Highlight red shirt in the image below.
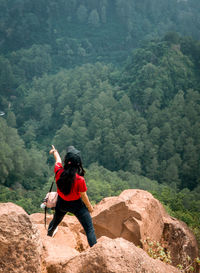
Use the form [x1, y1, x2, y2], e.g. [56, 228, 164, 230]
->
[54, 162, 87, 201]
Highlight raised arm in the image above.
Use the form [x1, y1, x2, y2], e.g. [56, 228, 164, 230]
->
[80, 192, 94, 213]
[49, 145, 62, 164]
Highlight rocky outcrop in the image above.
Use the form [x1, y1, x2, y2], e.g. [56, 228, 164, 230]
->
[92, 189, 199, 268]
[162, 216, 199, 268]
[48, 236, 181, 273]
[0, 203, 42, 273]
[30, 213, 88, 271]
[1, 189, 199, 273]
[92, 190, 165, 246]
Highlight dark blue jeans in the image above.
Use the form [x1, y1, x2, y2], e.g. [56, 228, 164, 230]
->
[47, 195, 97, 247]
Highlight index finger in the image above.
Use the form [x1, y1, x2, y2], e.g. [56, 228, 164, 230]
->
[51, 145, 55, 149]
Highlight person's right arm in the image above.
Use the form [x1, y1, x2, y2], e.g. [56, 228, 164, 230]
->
[49, 145, 62, 164]
[80, 192, 94, 213]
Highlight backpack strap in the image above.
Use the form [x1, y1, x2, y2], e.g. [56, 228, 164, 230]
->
[44, 168, 61, 229]
[49, 168, 61, 192]
[45, 206, 47, 229]
[48, 180, 54, 193]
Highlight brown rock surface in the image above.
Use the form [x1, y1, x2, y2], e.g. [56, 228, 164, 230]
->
[162, 216, 199, 268]
[0, 202, 42, 273]
[30, 212, 88, 271]
[92, 189, 165, 246]
[92, 189, 199, 267]
[48, 236, 181, 273]
[30, 213, 80, 229]
[3, 190, 197, 273]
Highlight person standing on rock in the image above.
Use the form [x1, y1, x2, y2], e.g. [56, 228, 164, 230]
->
[47, 145, 97, 247]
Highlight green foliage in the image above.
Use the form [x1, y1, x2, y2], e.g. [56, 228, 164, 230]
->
[141, 238, 172, 264]
[176, 256, 200, 273]
[142, 237, 200, 272]
[152, 186, 200, 250]
[10, 44, 52, 81]
[0, 118, 49, 190]
[0, 0, 200, 67]
[1, 37, 200, 193]
[10, 39, 200, 190]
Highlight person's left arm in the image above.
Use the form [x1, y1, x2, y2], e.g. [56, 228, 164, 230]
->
[80, 192, 94, 213]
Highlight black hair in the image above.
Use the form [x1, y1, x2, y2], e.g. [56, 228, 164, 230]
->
[56, 152, 85, 195]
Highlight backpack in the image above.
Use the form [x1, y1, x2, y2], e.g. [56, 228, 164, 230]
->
[42, 175, 58, 228]
[44, 191, 58, 209]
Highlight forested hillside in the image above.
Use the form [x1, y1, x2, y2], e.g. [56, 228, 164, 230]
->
[0, 0, 200, 67]
[0, 0, 200, 247]
[4, 35, 200, 191]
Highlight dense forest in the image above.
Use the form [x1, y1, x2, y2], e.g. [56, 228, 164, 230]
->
[0, 0, 200, 247]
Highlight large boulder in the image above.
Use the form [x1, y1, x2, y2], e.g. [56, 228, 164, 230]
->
[92, 189, 199, 267]
[162, 216, 199, 268]
[48, 236, 181, 273]
[30, 213, 88, 271]
[0, 203, 42, 273]
[92, 190, 166, 246]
